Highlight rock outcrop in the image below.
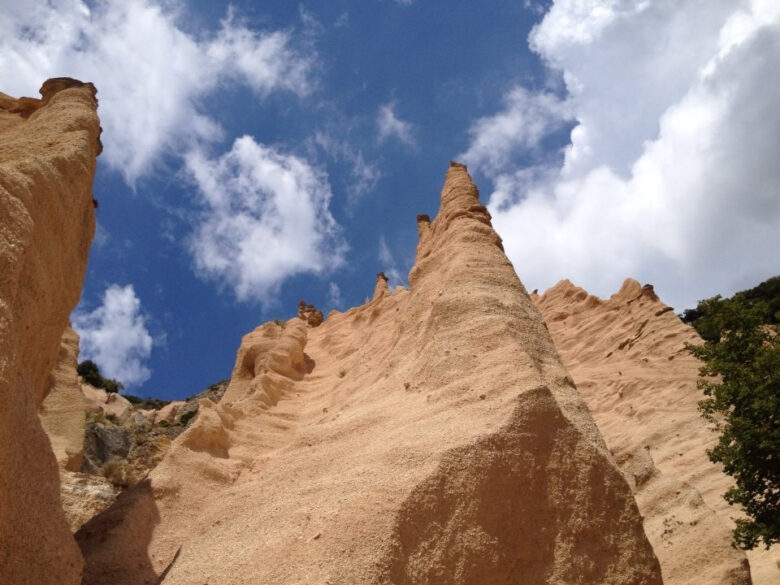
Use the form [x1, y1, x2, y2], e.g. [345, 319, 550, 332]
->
[298, 299, 324, 327]
[82, 383, 134, 419]
[533, 279, 778, 584]
[0, 79, 101, 584]
[78, 163, 661, 584]
[59, 471, 119, 533]
[39, 326, 87, 471]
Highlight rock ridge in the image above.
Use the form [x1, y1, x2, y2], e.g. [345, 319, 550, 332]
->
[533, 278, 772, 584]
[77, 163, 661, 584]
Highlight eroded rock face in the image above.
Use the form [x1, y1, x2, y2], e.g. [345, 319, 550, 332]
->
[59, 471, 119, 533]
[81, 423, 133, 475]
[82, 383, 133, 419]
[0, 79, 100, 585]
[78, 164, 661, 585]
[533, 279, 774, 584]
[39, 326, 87, 471]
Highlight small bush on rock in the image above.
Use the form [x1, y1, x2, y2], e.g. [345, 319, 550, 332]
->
[78, 359, 124, 394]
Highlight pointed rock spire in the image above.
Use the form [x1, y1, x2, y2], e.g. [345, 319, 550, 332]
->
[78, 162, 663, 585]
[373, 272, 389, 300]
[410, 162, 503, 287]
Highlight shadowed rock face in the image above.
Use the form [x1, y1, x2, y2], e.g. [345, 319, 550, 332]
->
[0, 79, 101, 585]
[78, 164, 661, 585]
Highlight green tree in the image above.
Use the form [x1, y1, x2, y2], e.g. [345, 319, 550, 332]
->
[681, 275, 780, 341]
[686, 297, 780, 549]
[77, 359, 124, 394]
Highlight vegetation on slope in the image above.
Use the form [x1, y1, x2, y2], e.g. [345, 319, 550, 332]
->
[684, 276, 780, 550]
[77, 359, 124, 394]
[681, 276, 780, 341]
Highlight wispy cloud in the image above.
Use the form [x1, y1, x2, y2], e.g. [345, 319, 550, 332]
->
[311, 132, 381, 205]
[0, 0, 314, 184]
[378, 236, 404, 288]
[328, 281, 344, 309]
[72, 284, 153, 388]
[377, 103, 416, 147]
[185, 136, 347, 304]
[461, 0, 780, 309]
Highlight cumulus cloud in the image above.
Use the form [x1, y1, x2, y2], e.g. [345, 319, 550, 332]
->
[462, 0, 780, 309]
[185, 136, 346, 304]
[377, 103, 416, 147]
[0, 0, 313, 183]
[72, 284, 153, 388]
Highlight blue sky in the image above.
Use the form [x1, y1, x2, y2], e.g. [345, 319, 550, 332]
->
[2, 1, 779, 399]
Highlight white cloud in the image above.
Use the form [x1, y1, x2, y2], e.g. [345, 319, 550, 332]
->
[298, 5, 325, 36]
[349, 152, 382, 200]
[460, 87, 571, 176]
[72, 284, 153, 388]
[462, 0, 780, 309]
[312, 132, 381, 204]
[0, 0, 313, 183]
[377, 103, 416, 147]
[328, 282, 344, 309]
[185, 136, 346, 304]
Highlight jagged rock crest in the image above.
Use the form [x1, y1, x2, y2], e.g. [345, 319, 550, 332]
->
[77, 163, 662, 585]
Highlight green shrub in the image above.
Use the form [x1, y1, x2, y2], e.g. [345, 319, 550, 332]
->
[86, 411, 106, 424]
[77, 359, 124, 394]
[178, 409, 197, 426]
[100, 460, 134, 488]
[681, 275, 780, 341]
[207, 379, 229, 392]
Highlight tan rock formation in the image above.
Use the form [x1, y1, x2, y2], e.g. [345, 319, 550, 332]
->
[298, 299, 324, 327]
[154, 400, 187, 424]
[39, 326, 87, 471]
[0, 78, 100, 584]
[373, 271, 390, 300]
[59, 471, 119, 533]
[78, 163, 661, 585]
[82, 383, 133, 419]
[533, 279, 778, 584]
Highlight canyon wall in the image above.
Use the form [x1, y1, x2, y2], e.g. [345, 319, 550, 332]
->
[39, 325, 87, 471]
[0, 79, 101, 585]
[78, 164, 662, 585]
[533, 280, 778, 584]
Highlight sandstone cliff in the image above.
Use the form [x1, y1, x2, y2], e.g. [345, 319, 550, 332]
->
[78, 164, 662, 585]
[0, 79, 101, 585]
[39, 326, 88, 471]
[533, 280, 778, 585]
